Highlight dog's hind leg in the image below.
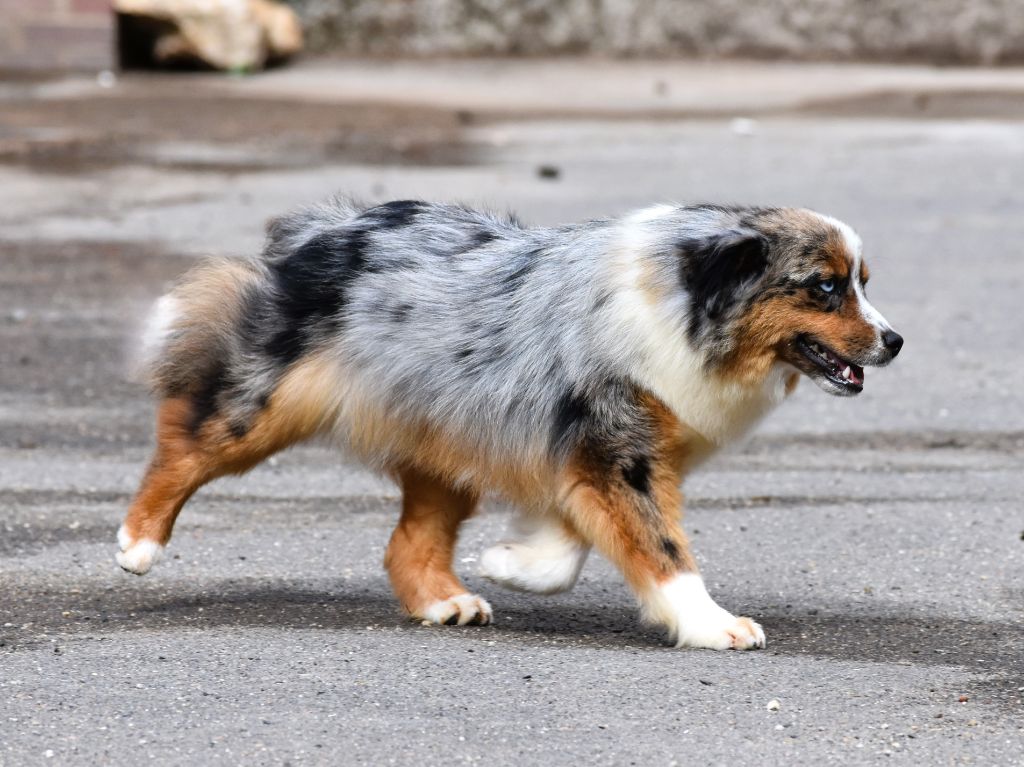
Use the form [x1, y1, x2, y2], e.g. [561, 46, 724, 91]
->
[117, 397, 234, 574]
[118, 357, 337, 574]
[117, 396, 294, 574]
[479, 513, 590, 594]
[117, 398, 203, 574]
[385, 467, 492, 626]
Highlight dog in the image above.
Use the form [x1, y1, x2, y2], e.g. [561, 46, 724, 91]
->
[117, 198, 902, 650]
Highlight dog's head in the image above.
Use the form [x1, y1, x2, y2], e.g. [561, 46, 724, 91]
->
[681, 207, 902, 395]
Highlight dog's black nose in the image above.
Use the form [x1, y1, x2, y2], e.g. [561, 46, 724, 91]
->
[882, 329, 903, 356]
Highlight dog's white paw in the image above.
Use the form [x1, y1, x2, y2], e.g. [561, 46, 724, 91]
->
[646, 573, 766, 651]
[675, 613, 766, 651]
[116, 526, 162, 575]
[479, 518, 589, 595]
[419, 593, 492, 626]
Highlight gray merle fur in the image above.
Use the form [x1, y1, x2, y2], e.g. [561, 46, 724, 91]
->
[149, 197, 834, 466]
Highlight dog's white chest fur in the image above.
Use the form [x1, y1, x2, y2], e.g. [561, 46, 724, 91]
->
[602, 208, 791, 449]
[647, 356, 790, 448]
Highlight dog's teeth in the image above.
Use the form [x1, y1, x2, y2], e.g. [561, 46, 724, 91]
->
[842, 366, 852, 380]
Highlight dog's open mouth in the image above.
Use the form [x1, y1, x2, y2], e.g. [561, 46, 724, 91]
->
[796, 336, 864, 393]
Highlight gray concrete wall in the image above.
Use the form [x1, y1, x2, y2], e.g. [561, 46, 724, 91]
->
[288, 0, 1024, 64]
[0, 0, 115, 71]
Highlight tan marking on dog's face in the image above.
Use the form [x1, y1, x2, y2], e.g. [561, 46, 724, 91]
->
[821, 229, 853, 282]
[786, 230, 879, 363]
[720, 216, 887, 387]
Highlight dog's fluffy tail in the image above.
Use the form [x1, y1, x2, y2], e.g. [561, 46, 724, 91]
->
[134, 196, 368, 403]
[134, 258, 264, 399]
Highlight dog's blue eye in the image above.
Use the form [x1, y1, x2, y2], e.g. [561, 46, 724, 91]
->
[819, 279, 836, 294]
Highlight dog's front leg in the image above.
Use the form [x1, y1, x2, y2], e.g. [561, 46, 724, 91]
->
[557, 457, 764, 650]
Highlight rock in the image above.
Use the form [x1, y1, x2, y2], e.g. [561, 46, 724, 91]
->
[251, 0, 303, 59]
[536, 164, 561, 180]
[729, 117, 758, 137]
[114, 0, 303, 71]
[766, 699, 781, 711]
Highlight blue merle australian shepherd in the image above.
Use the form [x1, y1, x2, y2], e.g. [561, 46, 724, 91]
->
[117, 198, 902, 650]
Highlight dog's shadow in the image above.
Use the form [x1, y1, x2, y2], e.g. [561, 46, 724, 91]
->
[125, 583, 667, 649]
[5, 580, 1022, 702]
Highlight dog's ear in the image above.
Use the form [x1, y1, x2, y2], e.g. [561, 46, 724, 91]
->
[679, 229, 770, 331]
[717, 230, 769, 283]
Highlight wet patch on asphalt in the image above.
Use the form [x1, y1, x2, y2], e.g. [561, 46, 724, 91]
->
[0, 86, 476, 173]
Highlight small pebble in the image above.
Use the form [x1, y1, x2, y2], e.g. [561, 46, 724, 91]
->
[766, 699, 781, 711]
[729, 117, 758, 136]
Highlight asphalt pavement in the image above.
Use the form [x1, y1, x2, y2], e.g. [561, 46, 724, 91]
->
[0, 61, 1022, 765]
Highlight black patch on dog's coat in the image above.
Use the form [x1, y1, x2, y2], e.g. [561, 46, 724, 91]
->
[390, 303, 412, 323]
[679, 232, 769, 339]
[468, 229, 497, 249]
[550, 388, 592, 457]
[263, 226, 375, 365]
[364, 199, 424, 229]
[660, 537, 681, 564]
[503, 248, 542, 292]
[188, 360, 228, 435]
[550, 383, 661, 513]
[622, 455, 651, 494]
